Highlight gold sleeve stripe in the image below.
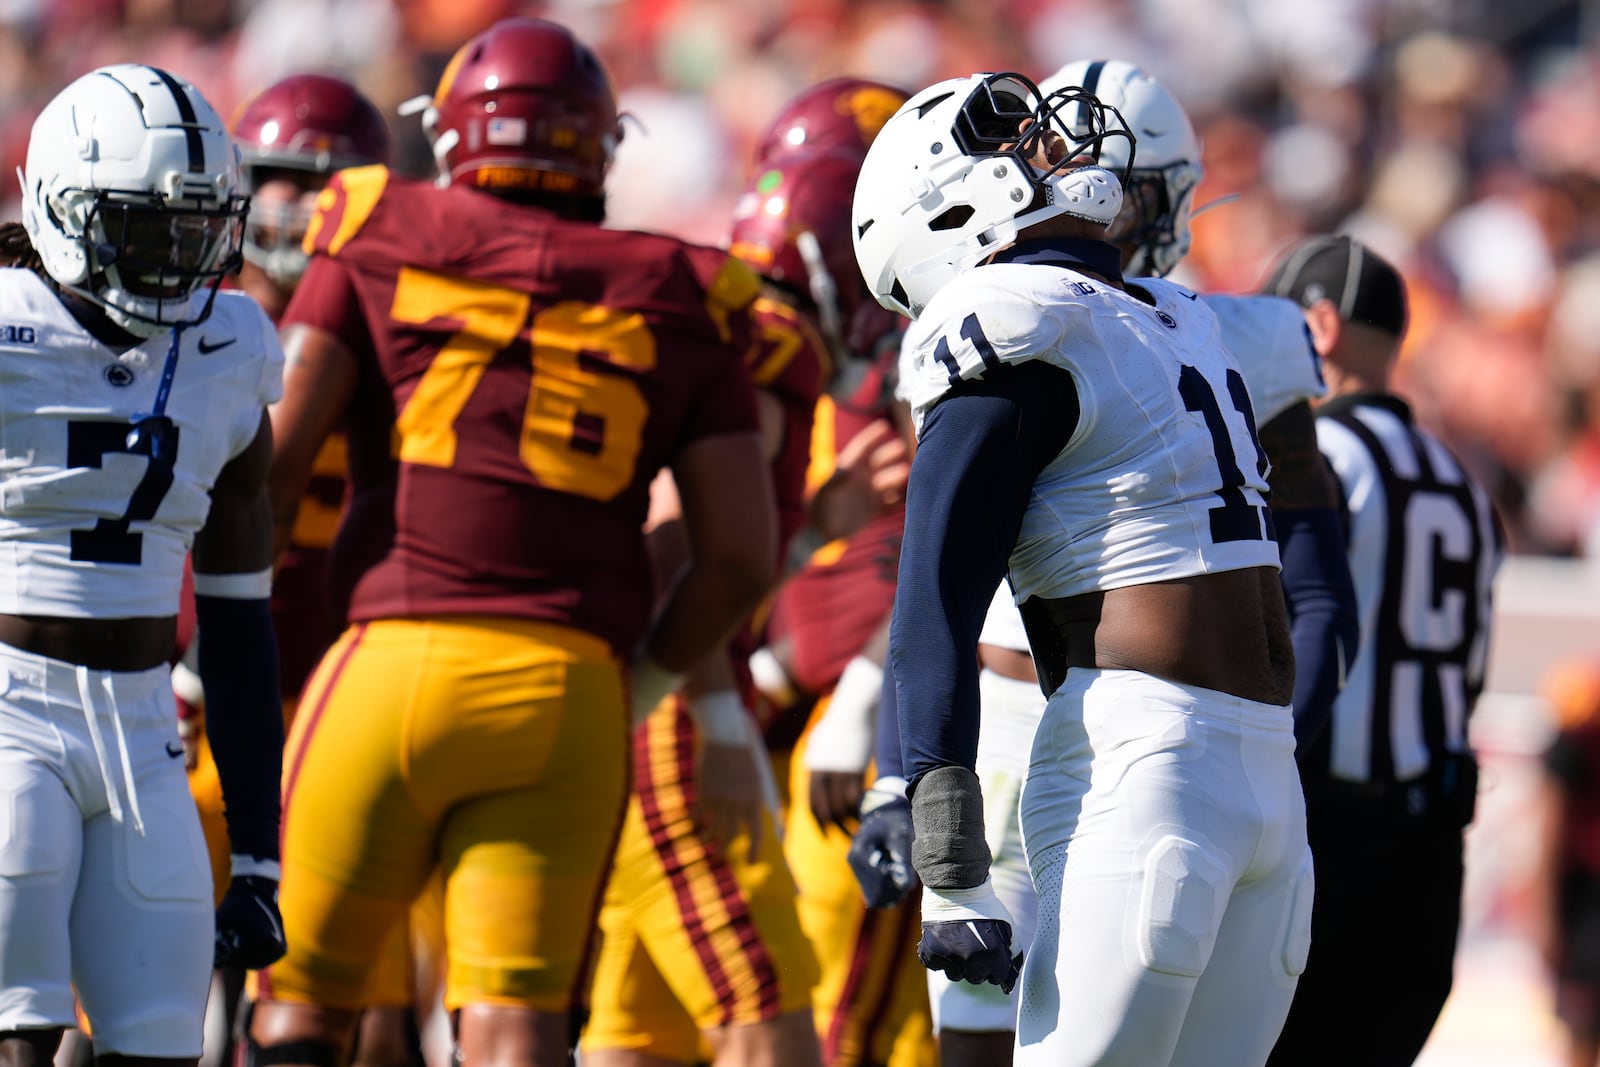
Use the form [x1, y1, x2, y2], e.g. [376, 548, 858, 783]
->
[321, 165, 391, 258]
[703, 256, 762, 344]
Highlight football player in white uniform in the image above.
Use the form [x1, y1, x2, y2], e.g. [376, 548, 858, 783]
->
[0, 65, 287, 1066]
[850, 73, 1311, 1067]
[850, 61, 1359, 1066]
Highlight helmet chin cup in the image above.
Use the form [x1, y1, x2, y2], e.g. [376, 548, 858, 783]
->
[1046, 165, 1124, 228]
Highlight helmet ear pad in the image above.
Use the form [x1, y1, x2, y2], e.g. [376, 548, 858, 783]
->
[23, 182, 91, 286]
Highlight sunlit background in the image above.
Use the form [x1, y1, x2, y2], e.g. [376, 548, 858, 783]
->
[3, 0, 1598, 1062]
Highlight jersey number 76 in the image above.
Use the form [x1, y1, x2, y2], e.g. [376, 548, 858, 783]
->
[389, 265, 655, 502]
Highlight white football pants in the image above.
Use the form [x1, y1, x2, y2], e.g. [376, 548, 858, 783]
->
[928, 667, 1042, 1033]
[0, 642, 212, 1056]
[1016, 669, 1312, 1067]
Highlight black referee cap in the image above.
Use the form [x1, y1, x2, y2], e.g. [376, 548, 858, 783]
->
[1261, 235, 1407, 337]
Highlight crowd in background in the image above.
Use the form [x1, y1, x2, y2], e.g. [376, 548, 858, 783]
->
[0, 0, 1595, 556]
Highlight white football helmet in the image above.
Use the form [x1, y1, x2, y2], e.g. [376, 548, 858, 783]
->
[18, 65, 247, 337]
[1040, 60, 1202, 279]
[852, 72, 1133, 319]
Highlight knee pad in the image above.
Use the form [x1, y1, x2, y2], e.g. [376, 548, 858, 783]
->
[1136, 835, 1231, 979]
[1279, 855, 1314, 979]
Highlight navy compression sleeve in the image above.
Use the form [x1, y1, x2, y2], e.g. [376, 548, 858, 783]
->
[1277, 506, 1360, 753]
[195, 594, 285, 861]
[875, 649, 903, 780]
[891, 360, 1078, 792]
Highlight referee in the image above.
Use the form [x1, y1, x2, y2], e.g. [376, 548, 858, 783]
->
[1261, 236, 1503, 1067]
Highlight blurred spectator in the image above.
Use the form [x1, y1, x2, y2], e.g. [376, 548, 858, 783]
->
[0, 0, 1595, 554]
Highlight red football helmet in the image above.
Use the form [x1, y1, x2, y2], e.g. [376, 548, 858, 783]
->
[234, 73, 391, 177]
[232, 74, 390, 284]
[752, 78, 909, 171]
[408, 17, 621, 199]
[729, 150, 873, 356]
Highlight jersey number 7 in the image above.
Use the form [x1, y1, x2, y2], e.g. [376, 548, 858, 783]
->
[67, 417, 180, 565]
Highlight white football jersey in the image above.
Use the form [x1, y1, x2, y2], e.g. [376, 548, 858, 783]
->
[0, 270, 283, 618]
[980, 580, 1031, 653]
[972, 289, 1319, 645]
[901, 261, 1278, 601]
[1202, 293, 1325, 425]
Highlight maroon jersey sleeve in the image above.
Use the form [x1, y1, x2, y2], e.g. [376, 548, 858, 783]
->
[764, 507, 903, 695]
[294, 169, 763, 654]
[280, 254, 371, 347]
[744, 294, 828, 561]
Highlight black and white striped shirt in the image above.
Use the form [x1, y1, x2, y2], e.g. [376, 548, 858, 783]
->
[1313, 393, 1503, 786]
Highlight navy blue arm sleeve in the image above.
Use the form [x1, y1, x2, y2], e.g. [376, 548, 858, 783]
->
[1276, 506, 1360, 754]
[892, 360, 1079, 792]
[195, 595, 285, 862]
[875, 649, 903, 779]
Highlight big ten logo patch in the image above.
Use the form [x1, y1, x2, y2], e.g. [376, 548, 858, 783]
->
[1, 325, 36, 344]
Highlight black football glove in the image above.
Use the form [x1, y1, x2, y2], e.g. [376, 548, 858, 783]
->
[847, 785, 917, 909]
[214, 874, 287, 970]
[918, 878, 1023, 992]
[918, 919, 1023, 992]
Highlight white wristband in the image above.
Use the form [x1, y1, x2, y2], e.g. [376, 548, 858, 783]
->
[803, 655, 882, 773]
[171, 660, 205, 708]
[230, 854, 282, 881]
[860, 775, 908, 815]
[921, 875, 1014, 927]
[688, 689, 750, 746]
[748, 646, 799, 708]
[630, 655, 684, 728]
[193, 568, 274, 599]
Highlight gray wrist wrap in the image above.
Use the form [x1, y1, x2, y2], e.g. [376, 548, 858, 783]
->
[909, 765, 991, 891]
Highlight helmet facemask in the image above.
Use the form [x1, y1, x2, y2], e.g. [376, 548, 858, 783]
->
[75, 186, 247, 337]
[851, 73, 1138, 319]
[241, 193, 313, 286]
[238, 164, 328, 286]
[1108, 162, 1200, 278]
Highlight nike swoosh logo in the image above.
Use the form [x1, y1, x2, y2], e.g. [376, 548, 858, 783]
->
[1178, 290, 1198, 301]
[197, 336, 235, 355]
[165, 741, 184, 759]
[254, 893, 284, 944]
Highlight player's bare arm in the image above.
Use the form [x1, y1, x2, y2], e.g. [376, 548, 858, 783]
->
[807, 613, 891, 832]
[643, 386, 788, 859]
[642, 432, 777, 673]
[266, 323, 359, 561]
[193, 413, 274, 577]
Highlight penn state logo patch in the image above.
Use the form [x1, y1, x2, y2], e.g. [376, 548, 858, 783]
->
[1157, 310, 1178, 329]
[103, 363, 136, 388]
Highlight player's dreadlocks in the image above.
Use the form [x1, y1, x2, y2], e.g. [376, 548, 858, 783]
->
[0, 222, 45, 275]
